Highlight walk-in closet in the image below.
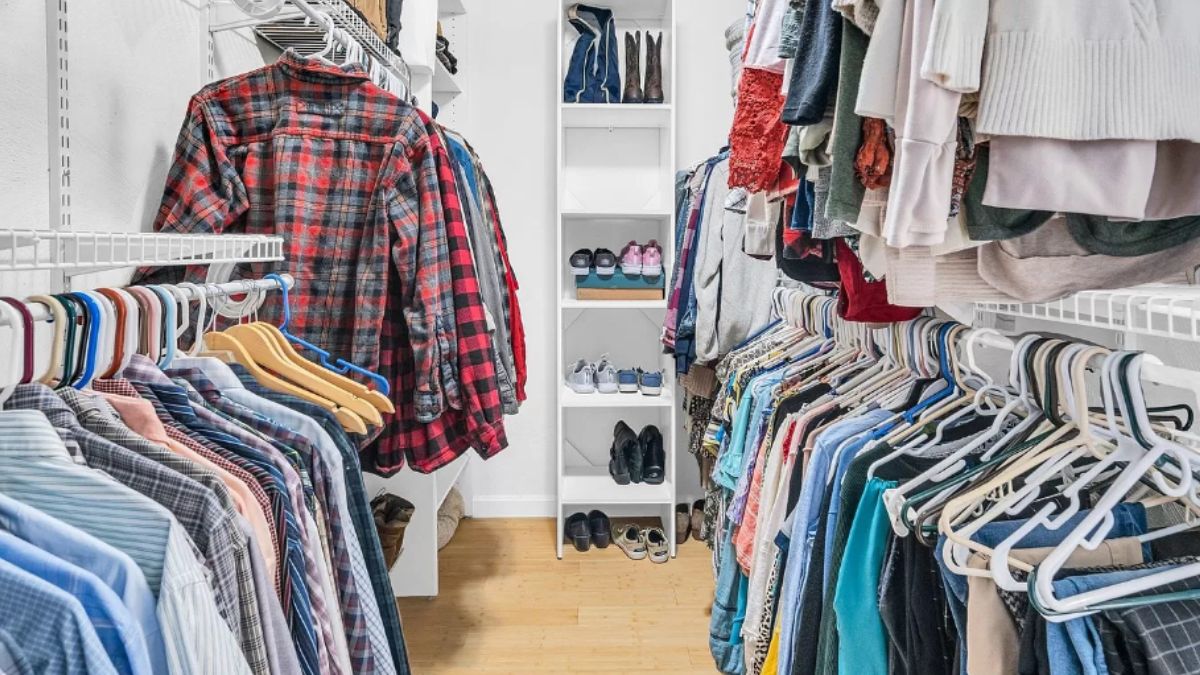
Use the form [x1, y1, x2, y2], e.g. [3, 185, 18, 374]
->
[2, 1, 1199, 673]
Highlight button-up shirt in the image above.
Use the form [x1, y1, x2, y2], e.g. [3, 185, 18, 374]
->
[172, 358, 394, 675]
[0, 491, 165, 673]
[0, 410, 251, 675]
[133, 49, 456, 424]
[226, 363, 412, 674]
[0, 530, 150, 675]
[0, 558, 117, 675]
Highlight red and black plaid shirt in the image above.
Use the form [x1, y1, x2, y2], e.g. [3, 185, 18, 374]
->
[136, 50, 456, 423]
[366, 114, 508, 474]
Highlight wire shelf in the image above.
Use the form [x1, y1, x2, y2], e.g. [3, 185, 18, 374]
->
[0, 230, 285, 275]
[252, 0, 409, 85]
[974, 285, 1200, 342]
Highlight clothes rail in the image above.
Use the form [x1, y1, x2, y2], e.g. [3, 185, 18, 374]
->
[0, 274, 295, 328]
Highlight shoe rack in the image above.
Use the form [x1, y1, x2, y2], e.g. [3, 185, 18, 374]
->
[555, 0, 678, 559]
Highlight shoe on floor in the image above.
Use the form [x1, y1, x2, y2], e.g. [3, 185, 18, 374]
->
[594, 248, 617, 277]
[566, 359, 597, 394]
[565, 512, 591, 552]
[619, 241, 643, 276]
[617, 368, 639, 393]
[614, 421, 643, 483]
[691, 499, 705, 542]
[644, 527, 669, 563]
[642, 240, 664, 276]
[675, 503, 690, 544]
[639, 425, 665, 485]
[639, 368, 664, 396]
[569, 248, 593, 276]
[371, 493, 415, 569]
[594, 354, 618, 393]
[588, 510, 611, 548]
[614, 523, 647, 560]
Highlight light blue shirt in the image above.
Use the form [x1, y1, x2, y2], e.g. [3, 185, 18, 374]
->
[834, 478, 897, 675]
[0, 492, 165, 673]
[777, 408, 891, 675]
[0, 531, 150, 675]
[729, 372, 785, 524]
[715, 386, 759, 490]
[0, 557, 117, 675]
[0, 410, 251, 675]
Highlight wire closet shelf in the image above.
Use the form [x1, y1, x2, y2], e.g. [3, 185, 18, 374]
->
[0, 230, 284, 275]
[973, 285, 1200, 343]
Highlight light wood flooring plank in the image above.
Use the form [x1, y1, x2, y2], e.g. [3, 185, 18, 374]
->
[397, 518, 718, 673]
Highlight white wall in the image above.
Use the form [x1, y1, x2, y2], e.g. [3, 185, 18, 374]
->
[456, 0, 742, 517]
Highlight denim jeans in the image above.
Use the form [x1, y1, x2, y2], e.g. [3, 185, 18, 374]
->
[563, 5, 620, 103]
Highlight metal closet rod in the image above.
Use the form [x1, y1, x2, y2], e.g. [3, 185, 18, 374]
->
[0, 274, 295, 327]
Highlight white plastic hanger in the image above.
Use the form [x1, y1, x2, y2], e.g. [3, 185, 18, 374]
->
[0, 300, 24, 406]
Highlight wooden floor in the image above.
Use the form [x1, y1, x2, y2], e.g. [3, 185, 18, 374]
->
[397, 518, 718, 674]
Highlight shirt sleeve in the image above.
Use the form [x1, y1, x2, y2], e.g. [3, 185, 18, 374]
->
[389, 132, 457, 423]
[154, 97, 248, 235]
[921, 0, 988, 93]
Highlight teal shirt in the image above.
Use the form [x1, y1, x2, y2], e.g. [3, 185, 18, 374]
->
[834, 478, 897, 675]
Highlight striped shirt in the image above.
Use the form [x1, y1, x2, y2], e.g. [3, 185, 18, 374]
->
[174, 358, 395, 674]
[0, 410, 252, 675]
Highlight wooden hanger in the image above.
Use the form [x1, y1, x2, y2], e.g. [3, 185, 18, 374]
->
[243, 321, 394, 414]
[220, 324, 383, 426]
[205, 331, 369, 434]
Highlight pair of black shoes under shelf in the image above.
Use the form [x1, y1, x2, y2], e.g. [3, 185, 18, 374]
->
[565, 510, 610, 552]
[609, 422, 664, 485]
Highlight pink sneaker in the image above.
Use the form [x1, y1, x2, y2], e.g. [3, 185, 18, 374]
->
[642, 240, 663, 277]
[620, 241, 643, 276]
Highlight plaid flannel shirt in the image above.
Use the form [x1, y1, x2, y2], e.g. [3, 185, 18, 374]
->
[170, 366, 391, 675]
[133, 49, 456, 423]
[368, 114, 507, 475]
[227, 363, 411, 674]
[3, 385, 272, 675]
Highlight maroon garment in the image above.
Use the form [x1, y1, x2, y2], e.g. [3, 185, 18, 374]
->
[834, 238, 923, 323]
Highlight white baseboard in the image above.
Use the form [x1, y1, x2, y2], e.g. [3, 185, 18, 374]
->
[470, 494, 555, 518]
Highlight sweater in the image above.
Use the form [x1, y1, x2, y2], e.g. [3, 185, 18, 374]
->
[855, 0, 906, 122]
[824, 20, 871, 225]
[782, 0, 844, 125]
[924, 0, 1200, 141]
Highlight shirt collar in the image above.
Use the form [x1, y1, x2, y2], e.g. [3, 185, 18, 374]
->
[6, 384, 83, 434]
[123, 355, 175, 388]
[94, 390, 173, 446]
[275, 48, 370, 83]
[170, 357, 245, 391]
[0, 410, 75, 459]
[165, 366, 223, 398]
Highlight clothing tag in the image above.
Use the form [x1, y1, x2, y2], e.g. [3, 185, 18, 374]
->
[298, 101, 346, 117]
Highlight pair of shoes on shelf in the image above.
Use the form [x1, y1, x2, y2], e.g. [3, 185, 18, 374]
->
[613, 523, 669, 563]
[435, 22, 459, 74]
[618, 240, 664, 277]
[569, 247, 618, 278]
[565, 354, 620, 393]
[616, 367, 664, 396]
[674, 500, 705, 544]
[565, 509, 611, 552]
[371, 493, 415, 569]
[621, 30, 665, 104]
[609, 422, 664, 485]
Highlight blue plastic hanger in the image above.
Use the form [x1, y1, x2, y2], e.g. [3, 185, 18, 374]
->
[265, 273, 390, 395]
[147, 286, 178, 369]
[68, 291, 102, 389]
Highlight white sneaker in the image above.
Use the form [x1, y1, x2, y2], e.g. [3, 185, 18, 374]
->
[565, 359, 597, 394]
[594, 354, 618, 393]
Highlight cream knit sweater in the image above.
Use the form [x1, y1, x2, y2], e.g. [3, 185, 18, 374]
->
[924, 0, 1200, 140]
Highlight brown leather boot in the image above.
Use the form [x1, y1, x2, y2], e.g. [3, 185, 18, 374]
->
[622, 31, 644, 103]
[372, 493, 414, 569]
[644, 32, 664, 104]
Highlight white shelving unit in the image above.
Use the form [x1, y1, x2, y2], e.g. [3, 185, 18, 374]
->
[555, 0, 678, 559]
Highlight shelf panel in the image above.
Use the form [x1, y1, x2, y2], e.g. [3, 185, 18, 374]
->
[561, 386, 672, 408]
[562, 209, 673, 220]
[561, 104, 672, 129]
[562, 298, 668, 310]
[439, 0, 466, 16]
[0, 230, 284, 275]
[433, 59, 461, 95]
[561, 467, 673, 505]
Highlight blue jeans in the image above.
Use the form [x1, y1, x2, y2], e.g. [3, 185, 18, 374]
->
[563, 5, 620, 103]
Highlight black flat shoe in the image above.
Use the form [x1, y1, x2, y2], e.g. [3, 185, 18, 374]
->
[588, 510, 611, 548]
[565, 512, 591, 552]
[640, 424, 665, 484]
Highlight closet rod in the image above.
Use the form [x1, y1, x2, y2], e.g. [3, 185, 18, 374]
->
[0, 273, 294, 327]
